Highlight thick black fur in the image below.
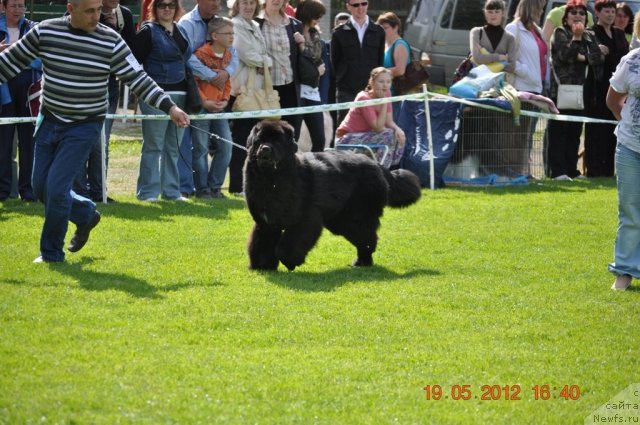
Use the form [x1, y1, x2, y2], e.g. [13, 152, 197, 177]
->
[244, 120, 422, 271]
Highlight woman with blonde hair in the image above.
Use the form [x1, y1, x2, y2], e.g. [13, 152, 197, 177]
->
[256, 0, 304, 138]
[505, 0, 548, 95]
[336, 67, 405, 169]
[470, 0, 516, 75]
[227, 0, 271, 195]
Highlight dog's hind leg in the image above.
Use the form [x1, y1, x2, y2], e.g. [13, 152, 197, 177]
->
[248, 223, 282, 270]
[276, 209, 324, 271]
[342, 218, 380, 267]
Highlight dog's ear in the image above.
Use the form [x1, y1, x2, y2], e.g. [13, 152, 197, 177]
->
[278, 121, 298, 153]
[246, 121, 264, 151]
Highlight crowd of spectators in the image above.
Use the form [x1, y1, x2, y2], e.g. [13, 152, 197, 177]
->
[1, 0, 639, 205]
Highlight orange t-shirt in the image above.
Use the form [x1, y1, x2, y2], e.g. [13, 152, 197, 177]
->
[194, 43, 232, 102]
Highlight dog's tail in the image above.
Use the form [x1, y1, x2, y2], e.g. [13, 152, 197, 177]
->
[384, 168, 422, 208]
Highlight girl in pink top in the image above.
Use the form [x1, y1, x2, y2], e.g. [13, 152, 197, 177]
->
[336, 67, 406, 168]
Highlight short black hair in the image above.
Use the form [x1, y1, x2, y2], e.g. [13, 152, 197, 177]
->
[295, 0, 326, 25]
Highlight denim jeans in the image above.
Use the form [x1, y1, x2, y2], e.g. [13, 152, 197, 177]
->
[73, 78, 120, 200]
[0, 69, 36, 200]
[137, 93, 185, 200]
[191, 116, 232, 192]
[178, 127, 194, 194]
[609, 143, 640, 278]
[32, 117, 100, 262]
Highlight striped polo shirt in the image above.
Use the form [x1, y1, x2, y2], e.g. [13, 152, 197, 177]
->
[0, 16, 174, 123]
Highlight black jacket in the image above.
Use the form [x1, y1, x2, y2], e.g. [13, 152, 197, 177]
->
[330, 19, 385, 94]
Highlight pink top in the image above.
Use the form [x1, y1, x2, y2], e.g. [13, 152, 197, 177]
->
[336, 90, 392, 137]
[532, 29, 548, 84]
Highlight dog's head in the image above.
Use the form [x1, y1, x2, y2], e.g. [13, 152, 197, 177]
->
[246, 120, 298, 172]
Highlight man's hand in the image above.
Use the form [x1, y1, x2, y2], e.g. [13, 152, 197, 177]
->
[169, 105, 190, 128]
[210, 69, 229, 90]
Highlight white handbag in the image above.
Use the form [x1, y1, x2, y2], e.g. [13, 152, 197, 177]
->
[552, 65, 586, 111]
[556, 84, 584, 110]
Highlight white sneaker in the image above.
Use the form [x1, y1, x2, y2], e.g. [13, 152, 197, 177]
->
[554, 174, 573, 181]
[611, 275, 632, 291]
[174, 196, 190, 202]
[143, 197, 158, 202]
[575, 175, 587, 180]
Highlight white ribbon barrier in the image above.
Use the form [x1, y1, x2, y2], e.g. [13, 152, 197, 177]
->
[0, 91, 620, 125]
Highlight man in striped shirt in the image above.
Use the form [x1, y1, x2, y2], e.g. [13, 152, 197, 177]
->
[0, 0, 191, 264]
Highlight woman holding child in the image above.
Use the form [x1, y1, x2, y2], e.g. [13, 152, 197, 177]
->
[132, 0, 191, 202]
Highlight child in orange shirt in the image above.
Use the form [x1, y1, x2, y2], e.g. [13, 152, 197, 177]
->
[195, 17, 234, 112]
[192, 17, 235, 198]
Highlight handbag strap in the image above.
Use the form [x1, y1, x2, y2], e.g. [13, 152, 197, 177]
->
[551, 61, 588, 85]
[263, 61, 275, 93]
[246, 66, 257, 88]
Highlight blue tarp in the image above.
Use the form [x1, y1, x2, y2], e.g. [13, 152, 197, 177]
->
[397, 99, 463, 188]
[398, 98, 530, 187]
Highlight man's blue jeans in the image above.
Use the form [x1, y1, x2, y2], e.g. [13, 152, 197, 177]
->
[32, 117, 100, 262]
[191, 116, 232, 192]
[73, 78, 119, 200]
[609, 143, 640, 278]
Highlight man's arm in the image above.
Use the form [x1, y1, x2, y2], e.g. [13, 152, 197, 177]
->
[111, 40, 174, 112]
[377, 27, 385, 66]
[330, 30, 341, 77]
[177, 18, 217, 80]
[120, 7, 136, 48]
[0, 25, 39, 83]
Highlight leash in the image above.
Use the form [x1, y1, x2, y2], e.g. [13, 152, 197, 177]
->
[189, 123, 248, 152]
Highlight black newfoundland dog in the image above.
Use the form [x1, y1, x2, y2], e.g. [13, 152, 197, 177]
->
[244, 120, 422, 271]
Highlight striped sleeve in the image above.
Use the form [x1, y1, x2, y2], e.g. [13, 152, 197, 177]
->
[0, 24, 39, 82]
[111, 38, 174, 114]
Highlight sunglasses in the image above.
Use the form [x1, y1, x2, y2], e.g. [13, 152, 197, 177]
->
[568, 9, 586, 16]
[349, 1, 368, 7]
[157, 2, 177, 9]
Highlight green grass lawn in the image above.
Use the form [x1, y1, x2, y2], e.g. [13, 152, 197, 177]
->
[0, 139, 638, 424]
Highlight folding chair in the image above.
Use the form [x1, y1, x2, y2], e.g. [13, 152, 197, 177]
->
[332, 143, 390, 167]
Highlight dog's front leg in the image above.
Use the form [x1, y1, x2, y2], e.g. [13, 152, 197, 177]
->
[276, 211, 324, 271]
[248, 223, 282, 270]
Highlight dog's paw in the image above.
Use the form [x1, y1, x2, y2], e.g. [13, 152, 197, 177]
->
[352, 257, 373, 267]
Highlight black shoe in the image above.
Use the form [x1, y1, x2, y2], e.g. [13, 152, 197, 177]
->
[211, 189, 226, 199]
[68, 210, 101, 253]
[91, 196, 117, 204]
[196, 189, 213, 199]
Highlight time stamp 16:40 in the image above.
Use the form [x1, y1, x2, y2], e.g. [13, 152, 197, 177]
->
[424, 384, 581, 401]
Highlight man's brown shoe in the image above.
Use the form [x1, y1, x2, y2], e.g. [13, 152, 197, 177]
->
[68, 211, 101, 253]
